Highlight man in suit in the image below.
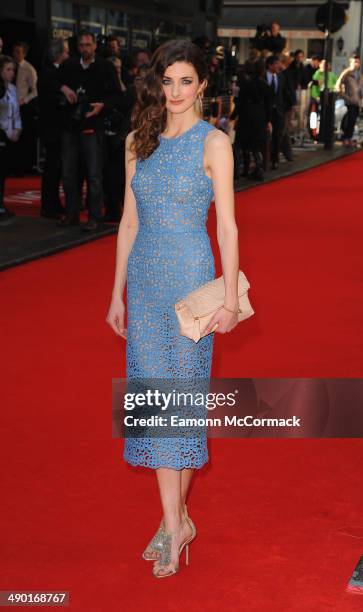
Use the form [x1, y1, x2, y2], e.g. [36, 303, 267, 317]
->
[265, 54, 292, 169]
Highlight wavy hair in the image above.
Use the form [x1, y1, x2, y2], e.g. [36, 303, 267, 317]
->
[0, 55, 15, 92]
[130, 39, 209, 160]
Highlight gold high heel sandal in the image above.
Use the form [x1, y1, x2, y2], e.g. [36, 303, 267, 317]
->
[142, 503, 189, 561]
[152, 516, 197, 579]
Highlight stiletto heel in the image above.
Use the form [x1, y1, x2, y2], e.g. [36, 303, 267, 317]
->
[152, 516, 196, 578]
[142, 503, 189, 561]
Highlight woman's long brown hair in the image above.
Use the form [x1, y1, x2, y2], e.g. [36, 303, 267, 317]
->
[130, 39, 209, 160]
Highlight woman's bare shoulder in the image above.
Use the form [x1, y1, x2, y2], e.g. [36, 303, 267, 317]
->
[125, 129, 136, 150]
[205, 127, 230, 145]
[204, 127, 232, 155]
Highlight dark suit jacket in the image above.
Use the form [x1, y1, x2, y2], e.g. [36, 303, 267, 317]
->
[265, 71, 294, 115]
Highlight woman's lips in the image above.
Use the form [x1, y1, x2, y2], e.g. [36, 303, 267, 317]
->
[170, 100, 184, 105]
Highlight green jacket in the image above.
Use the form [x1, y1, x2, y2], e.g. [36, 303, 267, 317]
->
[311, 69, 338, 99]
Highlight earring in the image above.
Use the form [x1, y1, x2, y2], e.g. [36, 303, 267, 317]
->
[198, 92, 203, 116]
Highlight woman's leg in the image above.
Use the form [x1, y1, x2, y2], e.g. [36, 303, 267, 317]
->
[156, 467, 183, 522]
[0, 146, 6, 209]
[181, 468, 194, 506]
[0, 139, 15, 218]
[154, 467, 193, 575]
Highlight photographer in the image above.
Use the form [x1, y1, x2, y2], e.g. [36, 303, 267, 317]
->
[0, 55, 22, 223]
[58, 29, 121, 231]
[252, 21, 286, 55]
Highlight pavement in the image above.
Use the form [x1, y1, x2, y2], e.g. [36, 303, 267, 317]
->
[0, 141, 360, 272]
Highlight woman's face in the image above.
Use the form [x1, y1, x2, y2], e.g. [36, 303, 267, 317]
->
[1, 62, 15, 83]
[161, 61, 205, 114]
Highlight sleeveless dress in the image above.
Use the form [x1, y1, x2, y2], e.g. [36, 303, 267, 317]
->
[124, 118, 217, 470]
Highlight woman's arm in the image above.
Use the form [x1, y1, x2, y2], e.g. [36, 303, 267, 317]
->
[13, 85, 22, 132]
[7, 85, 22, 141]
[203, 128, 240, 335]
[106, 130, 139, 337]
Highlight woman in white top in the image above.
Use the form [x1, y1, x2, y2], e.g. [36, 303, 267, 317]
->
[0, 55, 22, 221]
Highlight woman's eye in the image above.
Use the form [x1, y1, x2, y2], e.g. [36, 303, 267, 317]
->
[162, 80, 193, 85]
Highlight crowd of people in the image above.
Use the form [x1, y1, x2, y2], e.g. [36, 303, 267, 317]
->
[228, 21, 363, 181]
[0, 31, 229, 227]
[0, 23, 363, 225]
[0, 32, 149, 227]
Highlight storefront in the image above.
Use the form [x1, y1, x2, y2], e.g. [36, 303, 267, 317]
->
[217, 0, 356, 71]
[0, 0, 213, 68]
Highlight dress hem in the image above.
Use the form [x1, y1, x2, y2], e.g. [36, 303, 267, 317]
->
[123, 455, 209, 471]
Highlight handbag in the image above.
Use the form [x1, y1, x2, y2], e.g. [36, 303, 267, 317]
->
[174, 270, 254, 343]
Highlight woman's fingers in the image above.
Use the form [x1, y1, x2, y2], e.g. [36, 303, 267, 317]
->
[106, 315, 127, 339]
[115, 317, 127, 339]
[205, 318, 219, 334]
[206, 312, 239, 334]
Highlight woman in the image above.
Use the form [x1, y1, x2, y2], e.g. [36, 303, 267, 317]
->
[230, 60, 272, 181]
[0, 55, 22, 223]
[106, 39, 239, 578]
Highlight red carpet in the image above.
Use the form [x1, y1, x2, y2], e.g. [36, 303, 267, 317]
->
[1, 153, 363, 610]
[4, 177, 49, 217]
[4, 177, 87, 219]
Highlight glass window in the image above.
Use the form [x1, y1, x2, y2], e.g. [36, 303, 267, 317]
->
[79, 5, 106, 35]
[106, 11, 129, 52]
[51, 0, 77, 38]
[131, 14, 152, 51]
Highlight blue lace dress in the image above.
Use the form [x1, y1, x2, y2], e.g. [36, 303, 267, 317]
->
[124, 119, 217, 469]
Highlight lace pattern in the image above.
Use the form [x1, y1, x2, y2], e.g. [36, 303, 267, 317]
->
[124, 119, 217, 469]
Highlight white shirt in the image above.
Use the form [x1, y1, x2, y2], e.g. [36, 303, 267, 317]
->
[16, 59, 38, 103]
[266, 70, 278, 92]
[0, 83, 22, 138]
[80, 56, 96, 70]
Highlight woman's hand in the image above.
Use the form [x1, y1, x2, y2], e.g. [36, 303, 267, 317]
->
[106, 297, 127, 339]
[9, 129, 21, 142]
[204, 305, 239, 336]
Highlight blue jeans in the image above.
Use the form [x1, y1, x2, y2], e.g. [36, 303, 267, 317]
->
[61, 129, 104, 219]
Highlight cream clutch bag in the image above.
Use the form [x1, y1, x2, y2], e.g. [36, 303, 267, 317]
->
[174, 270, 254, 343]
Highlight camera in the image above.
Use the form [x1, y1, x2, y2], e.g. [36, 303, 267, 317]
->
[104, 108, 124, 136]
[60, 86, 92, 129]
[256, 23, 271, 37]
[70, 87, 92, 129]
